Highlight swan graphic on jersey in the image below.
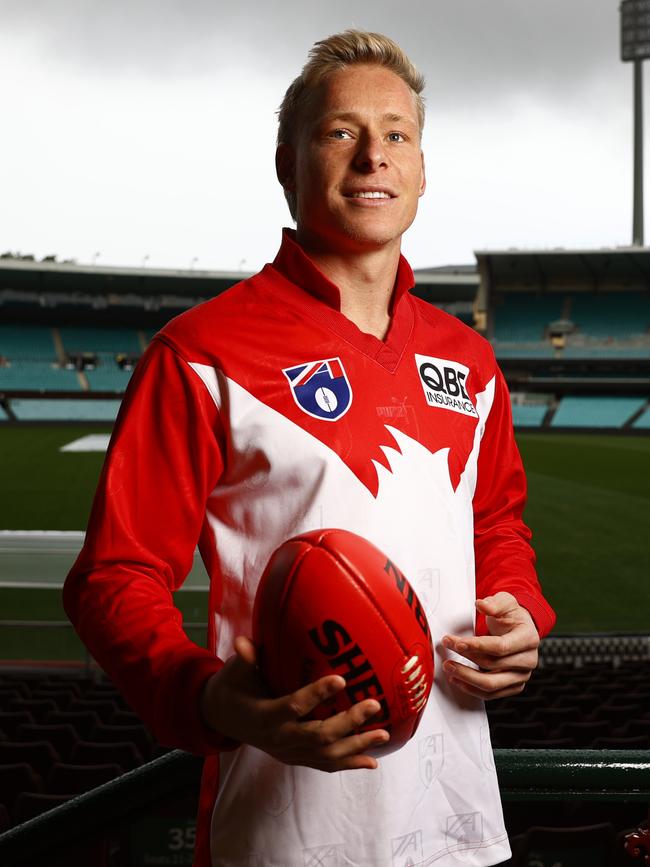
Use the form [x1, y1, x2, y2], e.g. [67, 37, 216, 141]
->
[283, 357, 353, 421]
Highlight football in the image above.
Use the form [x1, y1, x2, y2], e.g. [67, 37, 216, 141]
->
[252, 528, 435, 756]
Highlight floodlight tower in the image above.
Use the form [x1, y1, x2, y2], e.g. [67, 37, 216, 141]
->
[621, 0, 650, 245]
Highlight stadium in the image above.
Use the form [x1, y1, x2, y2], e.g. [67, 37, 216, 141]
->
[2, 3, 650, 865]
[0, 242, 648, 865]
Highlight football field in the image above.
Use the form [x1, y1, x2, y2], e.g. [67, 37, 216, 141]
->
[0, 425, 648, 663]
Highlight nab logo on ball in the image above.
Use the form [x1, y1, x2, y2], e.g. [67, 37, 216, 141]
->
[414, 354, 478, 418]
[283, 358, 352, 422]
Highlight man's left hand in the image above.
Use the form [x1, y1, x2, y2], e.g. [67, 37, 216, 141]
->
[442, 592, 540, 700]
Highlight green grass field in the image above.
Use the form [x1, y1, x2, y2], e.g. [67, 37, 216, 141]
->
[0, 425, 648, 658]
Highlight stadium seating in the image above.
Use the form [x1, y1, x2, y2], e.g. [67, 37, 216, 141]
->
[84, 365, 133, 392]
[0, 361, 80, 392]
[0, 662, 647, 858]
[510, 404, 547, 427]
[562, 344, 650, 359]
[570, 292, 650, 339]
[492, 295, 563, 342]
[509, 822, 616, 867]
[58, 326, 142, 355]
[9, 398, 121, 422]
[493, 343, 556, 359]
[0, 325, 57, 360]
[551, 396, 646, 428]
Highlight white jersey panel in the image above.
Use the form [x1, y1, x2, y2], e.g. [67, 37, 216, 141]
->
[188, 364, 508, 867]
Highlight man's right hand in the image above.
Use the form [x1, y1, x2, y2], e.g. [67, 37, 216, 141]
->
[200, 635, 389, 772]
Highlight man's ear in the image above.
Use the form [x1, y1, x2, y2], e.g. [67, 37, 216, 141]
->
[275, 143, 296, 192]
[419, 150, 426, 197]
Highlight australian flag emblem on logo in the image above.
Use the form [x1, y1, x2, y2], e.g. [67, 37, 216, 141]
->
[283, 357, 352, 421]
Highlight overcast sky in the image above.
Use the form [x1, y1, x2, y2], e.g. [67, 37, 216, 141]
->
[0, 0, 638, 272]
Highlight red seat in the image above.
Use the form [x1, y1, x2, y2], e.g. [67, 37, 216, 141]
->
[591, 734, 650, 749]
[66, 699, 117, 723]
[621, 719, 650, 739]
[111, 710, 143, 727]
[15, 723, 79, 762]
[45, 710, 101, 739]
[0, 763, 44, 817]
[556, 720, 612, 747]
[0, 688, 24, 709]
[590, 704, 643, 726]
[0, 711, 35, 738]
[516, 738, 577, 749]
[490, 722, 546, 748]
[91, 723, 153, 761]
[47, 762, 123, 795]
[529, 706, 581, 732]
[0, 741, 60, 778]
[71, 740, 144, 771]
[14, 792, 72, 822]
[6, 698, 57, 722]
[31, 689, 78, 710]
[0, 801, 10, 832]
[512, 822, 615, 867]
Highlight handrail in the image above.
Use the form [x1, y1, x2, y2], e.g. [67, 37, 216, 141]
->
[0, 750, 648, 864]
[497, 749, 650, 800]
[0, 749, 203, 865]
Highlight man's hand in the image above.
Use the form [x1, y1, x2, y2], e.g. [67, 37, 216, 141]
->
[200, 636, 389, 772]
[442, 592, 540, 700]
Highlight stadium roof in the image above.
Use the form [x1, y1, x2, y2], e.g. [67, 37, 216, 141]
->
[0, 257, 249, 298]
[0, 257, 479, 302]
[475, 247, 650, 292]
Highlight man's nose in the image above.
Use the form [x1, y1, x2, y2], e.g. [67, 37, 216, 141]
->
[353, 133, 388, 172]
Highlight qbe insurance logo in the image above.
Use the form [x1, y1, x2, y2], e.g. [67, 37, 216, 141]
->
[415, 355, 478, 418]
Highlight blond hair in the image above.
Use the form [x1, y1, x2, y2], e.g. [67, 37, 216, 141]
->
[277, 30, 425, 219]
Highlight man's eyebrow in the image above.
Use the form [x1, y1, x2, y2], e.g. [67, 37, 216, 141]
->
[319, 111, 416, 125]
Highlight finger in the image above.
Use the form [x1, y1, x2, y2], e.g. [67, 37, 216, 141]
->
[270, 674, 347, 724]
[443, 659, 531, 696]
[475, 592, 519, 618]
[448, 675, 529, 702]
[449, 647, 538, 674]
[233, 635, 258, 666]
[317, 726, 390, 765]
[443, 628, 539, 660]
[311, 697, 386, 743]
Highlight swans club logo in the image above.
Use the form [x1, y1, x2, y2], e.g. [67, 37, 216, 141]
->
[283, 357, 352, 421]
[415, 354, 478, 418]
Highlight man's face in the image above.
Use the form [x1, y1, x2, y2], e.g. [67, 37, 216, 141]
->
[279, 64, 426, 254]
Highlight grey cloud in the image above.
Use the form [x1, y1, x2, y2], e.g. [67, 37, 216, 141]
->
[2, 0, 627, 107]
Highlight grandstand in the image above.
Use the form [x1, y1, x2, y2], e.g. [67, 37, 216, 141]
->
[1, 251, 648, 864]
[474, 248, 650, 432]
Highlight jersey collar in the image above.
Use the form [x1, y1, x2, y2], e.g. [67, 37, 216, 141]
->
[266, 228, 416, 372]
[272, 228, 415, 314]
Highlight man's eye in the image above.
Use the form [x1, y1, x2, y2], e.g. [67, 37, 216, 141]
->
[329, 129, 352, 139]
[387, 132, 405, 143]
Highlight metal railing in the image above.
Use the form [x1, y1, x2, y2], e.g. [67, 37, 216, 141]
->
[0, 749, 648, 865]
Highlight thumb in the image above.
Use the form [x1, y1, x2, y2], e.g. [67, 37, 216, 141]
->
[476, 592, 518, 618]
[233, 635, 258, 667]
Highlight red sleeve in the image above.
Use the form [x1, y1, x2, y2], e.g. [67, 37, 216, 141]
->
[63, 337, 236, 754]
[472, 366, 556, 638]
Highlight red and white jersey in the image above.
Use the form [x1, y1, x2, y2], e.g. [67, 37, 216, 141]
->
[65, 230, 555, 867]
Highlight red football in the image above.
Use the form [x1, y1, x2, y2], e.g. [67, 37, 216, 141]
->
[252, 528, 435, 756]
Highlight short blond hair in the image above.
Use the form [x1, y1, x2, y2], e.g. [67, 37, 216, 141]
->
[277, 30, 426, 219]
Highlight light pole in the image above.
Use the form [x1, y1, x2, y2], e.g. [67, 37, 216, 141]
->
[621, 0, 650, 246]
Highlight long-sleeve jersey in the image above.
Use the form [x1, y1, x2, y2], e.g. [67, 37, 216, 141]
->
[64, 229, 555, 867]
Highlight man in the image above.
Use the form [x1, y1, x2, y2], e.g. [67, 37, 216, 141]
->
[65, 30, 555, 867]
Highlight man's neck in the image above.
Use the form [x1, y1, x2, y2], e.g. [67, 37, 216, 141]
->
[296, 233, 402, 341]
